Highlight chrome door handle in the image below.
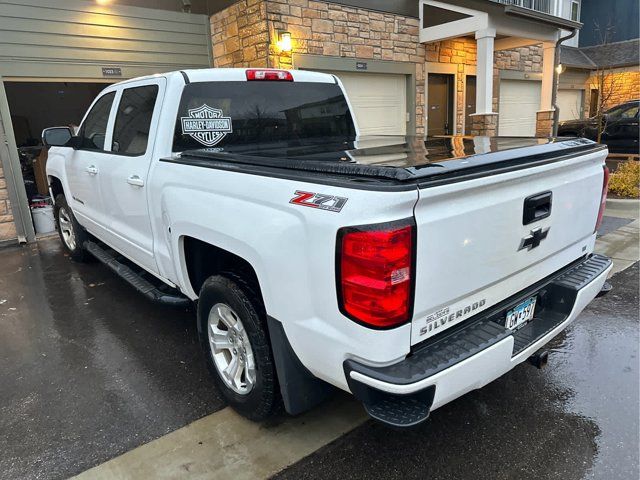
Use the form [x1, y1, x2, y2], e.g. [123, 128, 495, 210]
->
[127, 175, 144, 187]
[85, 165, 98, 175]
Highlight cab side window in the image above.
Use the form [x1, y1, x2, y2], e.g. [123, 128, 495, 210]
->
[111, 85, 159, 156]
[78, 91, 116, 151]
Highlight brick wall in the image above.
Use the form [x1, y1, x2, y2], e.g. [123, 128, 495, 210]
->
[0, 162, 17, 242]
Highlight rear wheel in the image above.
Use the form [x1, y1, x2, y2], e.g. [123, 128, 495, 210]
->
[54, 194, 90, 262]
[198, 275, 279, 421]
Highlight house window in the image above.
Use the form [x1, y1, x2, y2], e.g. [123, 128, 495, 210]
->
[570, 1, 580, 21]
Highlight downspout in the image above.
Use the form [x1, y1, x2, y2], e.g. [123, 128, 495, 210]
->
[551, 28, 578, 136]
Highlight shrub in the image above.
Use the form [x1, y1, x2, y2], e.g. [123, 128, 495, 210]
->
[608, 161, 640, 198]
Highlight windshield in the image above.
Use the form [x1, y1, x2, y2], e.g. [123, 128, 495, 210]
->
[173, 81, 355, 152]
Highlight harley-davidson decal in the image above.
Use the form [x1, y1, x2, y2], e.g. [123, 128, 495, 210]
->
[181, 104, 232, 147]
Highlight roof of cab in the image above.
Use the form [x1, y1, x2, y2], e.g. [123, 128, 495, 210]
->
[106, 68, 337, 89]
[179, 68, 337, 84]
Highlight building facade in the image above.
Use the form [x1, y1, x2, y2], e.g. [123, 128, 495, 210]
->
[0, 0, 622, 246]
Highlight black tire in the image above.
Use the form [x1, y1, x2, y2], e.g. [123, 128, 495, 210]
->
[197, 274, 279, 421]
[53, 194, 90, 262]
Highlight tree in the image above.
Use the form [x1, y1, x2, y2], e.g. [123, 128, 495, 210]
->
[588, 19, 623, 143]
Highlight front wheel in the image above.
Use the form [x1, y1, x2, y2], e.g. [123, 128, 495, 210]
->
[54, 194, 90, 262]
[198, 275, 280, 421]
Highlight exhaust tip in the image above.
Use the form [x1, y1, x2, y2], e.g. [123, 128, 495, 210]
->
[528, 350, 549, 369]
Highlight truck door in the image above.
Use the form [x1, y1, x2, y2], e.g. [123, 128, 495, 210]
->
[66, 90, 116, 238]
[97, 78, 165, 274]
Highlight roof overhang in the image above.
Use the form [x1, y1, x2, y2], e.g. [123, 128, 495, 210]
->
[503, 5, 582, 31]
[420, 0, 582, 45]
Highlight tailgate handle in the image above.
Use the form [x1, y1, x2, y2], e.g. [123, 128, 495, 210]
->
[523, 191, 552, 225]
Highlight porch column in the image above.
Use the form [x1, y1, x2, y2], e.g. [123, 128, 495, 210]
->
[469, 28, 498, 136]
[536, 42, 556, 137]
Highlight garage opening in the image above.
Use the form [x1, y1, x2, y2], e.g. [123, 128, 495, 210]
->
[4, 81, 109, 233]
[322, 71, 408, 136]
[499, 79, 542, 136]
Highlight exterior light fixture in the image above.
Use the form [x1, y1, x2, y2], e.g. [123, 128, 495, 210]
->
[556, 64, 565, 75]
[96, 0, 112, 4]
[277, 32, 292, 53]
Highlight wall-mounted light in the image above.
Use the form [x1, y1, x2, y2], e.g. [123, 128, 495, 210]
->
[556, 64, 566, 75]
[95, 0, 112, 4]
[277, 31, 292, 53]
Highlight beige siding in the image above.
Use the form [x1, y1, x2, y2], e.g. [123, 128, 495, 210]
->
[0, 0, 211, 79]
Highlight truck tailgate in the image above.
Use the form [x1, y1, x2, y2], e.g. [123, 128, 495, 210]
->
[411, 146, 608, 346]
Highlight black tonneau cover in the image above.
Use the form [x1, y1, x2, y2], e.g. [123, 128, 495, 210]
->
[165, 136, 605, 186]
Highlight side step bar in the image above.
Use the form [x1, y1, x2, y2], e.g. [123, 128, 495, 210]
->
[84, 241, 191, 308]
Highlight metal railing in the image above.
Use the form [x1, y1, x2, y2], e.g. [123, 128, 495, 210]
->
[491, 0, 553, 14]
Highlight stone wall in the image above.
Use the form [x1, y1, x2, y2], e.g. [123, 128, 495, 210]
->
[208, 1, 549, 137]
[589, 69, 640, 111]
[0, 163, 16, 242]
[210, 0, 269, 68]
[265, 0, 427, 134]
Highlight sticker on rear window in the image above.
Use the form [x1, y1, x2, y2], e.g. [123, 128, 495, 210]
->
[181, 104, 232, 147]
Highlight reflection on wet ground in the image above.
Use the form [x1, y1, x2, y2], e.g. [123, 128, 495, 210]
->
[0, 238, 637, 480]
[0, 239, 223, 480]
[275, 264, 639, 480]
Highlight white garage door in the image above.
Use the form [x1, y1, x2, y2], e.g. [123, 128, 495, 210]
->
[499, 79, 541, 136]
[325, 71, 407, 136]
[557, 89, 584, 121]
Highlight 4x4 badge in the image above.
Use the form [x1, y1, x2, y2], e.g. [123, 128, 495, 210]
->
[519, 227, 550, 251]
[181, 104, 232, 147]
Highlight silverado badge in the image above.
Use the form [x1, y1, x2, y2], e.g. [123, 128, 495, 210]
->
[181, 104, 232, 147]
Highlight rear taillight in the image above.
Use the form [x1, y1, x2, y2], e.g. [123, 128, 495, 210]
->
[595, 165, 610, 232]
[337, 220, 415, 329]
[246, 69, 293, 81]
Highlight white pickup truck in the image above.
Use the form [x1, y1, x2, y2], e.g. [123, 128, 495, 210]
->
[43, 68, 612, 427]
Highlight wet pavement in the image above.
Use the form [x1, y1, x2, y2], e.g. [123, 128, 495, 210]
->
[274, 263, 639, 480]
[0, 238, 224, 480]
[1, 216, 638, 480]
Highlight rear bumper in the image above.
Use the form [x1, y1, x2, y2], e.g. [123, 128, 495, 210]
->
[344, 254, 612, 426]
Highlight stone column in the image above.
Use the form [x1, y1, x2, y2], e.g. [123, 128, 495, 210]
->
[536, 42, 556, 138]
[535, 110, 555, 138]
[469, 113, 498, 137]
[475, 28, 496, 116]
[472, 29, 498, 136]
[0, 163, 17, 242]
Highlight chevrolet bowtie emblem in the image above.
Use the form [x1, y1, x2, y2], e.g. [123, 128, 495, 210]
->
[519, 227, 550, 251]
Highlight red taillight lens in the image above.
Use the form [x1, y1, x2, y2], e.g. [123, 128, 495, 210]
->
[595, 165, 610, 232]
[337, 221, 415, 328]
[246, 69, 293, 81]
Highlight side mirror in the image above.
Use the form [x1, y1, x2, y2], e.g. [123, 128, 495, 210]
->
[42, 127, 75, 147]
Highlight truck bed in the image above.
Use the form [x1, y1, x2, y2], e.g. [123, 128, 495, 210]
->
[161, 136, 605, 189]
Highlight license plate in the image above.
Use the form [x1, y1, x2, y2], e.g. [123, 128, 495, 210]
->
[505, 296, 537, 330]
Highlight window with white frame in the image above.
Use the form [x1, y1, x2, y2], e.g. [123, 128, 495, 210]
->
[570, 0, 580, 21]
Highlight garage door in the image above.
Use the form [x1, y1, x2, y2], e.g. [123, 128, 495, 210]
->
[325, 71, 407, 136]
[557, 89, 584, 121]
[499, 79, 541, 136]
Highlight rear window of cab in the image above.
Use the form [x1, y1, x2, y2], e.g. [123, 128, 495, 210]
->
[172, 81, 355, 152]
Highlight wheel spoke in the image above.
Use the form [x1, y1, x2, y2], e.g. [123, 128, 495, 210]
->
[210, 330, 233, 351]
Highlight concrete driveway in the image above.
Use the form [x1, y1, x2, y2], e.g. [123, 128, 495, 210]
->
[0, 201, 638, 480]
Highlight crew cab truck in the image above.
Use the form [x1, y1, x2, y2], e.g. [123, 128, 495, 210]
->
[43, 68, 612, 427]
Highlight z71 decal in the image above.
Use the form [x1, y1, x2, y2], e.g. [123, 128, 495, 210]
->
[290, 191, 348, 213]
